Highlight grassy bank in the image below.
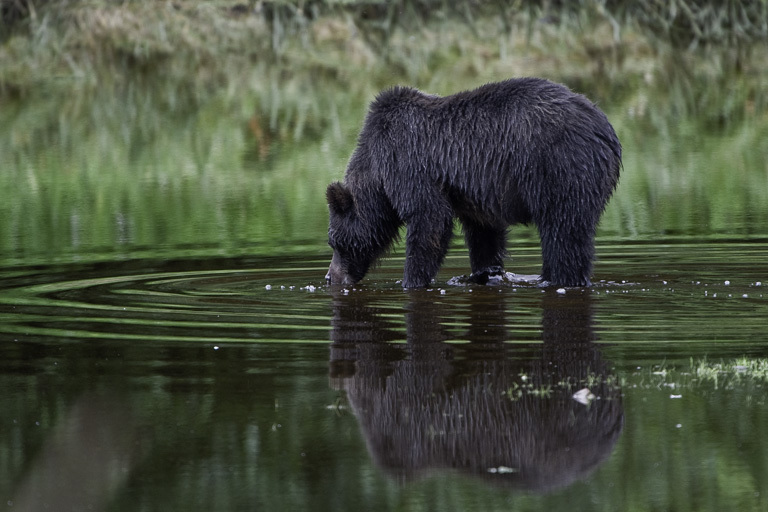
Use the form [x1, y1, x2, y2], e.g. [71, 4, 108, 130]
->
[3, 0, 765, 149]
[3, 1, 766, 95]
[1, 1, 768, 262]
[3, 1, 767, 129]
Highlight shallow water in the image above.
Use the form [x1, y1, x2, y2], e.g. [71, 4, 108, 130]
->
[1, 240, 767, 511]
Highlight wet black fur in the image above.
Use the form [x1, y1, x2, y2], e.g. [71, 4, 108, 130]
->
[327, 77, 622, 288]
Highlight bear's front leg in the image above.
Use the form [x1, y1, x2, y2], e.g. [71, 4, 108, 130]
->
[402, 216, 454, 288]
[462, 220, 508, 279]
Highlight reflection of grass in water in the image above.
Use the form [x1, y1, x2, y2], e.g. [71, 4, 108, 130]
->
[692, 357, 768, 389]
[628, 358, 768, 394]
[508, 357, 768, 401]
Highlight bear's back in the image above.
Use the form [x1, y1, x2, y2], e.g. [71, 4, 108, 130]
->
[367, 78, 599, 134]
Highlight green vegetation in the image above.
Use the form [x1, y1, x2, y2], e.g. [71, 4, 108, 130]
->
[630, 357, 768, 392]
[692, 357, 768, 389]
[1, 1, 767, 265]
[504, 356, 768, 403]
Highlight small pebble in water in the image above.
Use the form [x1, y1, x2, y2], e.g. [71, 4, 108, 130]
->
[305, 285, 316, 292]
[756, 281, 762, 287]
[487, 466, 518, 474]
[440, 289, 446, 295]
[556, 288, 566, 294]
[265, 285, 272, 290]
[724, 280, 730, 286]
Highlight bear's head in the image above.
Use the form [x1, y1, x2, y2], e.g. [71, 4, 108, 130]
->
[325, 182, 375, 285]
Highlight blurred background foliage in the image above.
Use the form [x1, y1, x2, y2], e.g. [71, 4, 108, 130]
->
[1, 0, 767, 264]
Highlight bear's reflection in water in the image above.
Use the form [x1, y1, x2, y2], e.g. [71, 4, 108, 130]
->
[329, 290, 623, 492]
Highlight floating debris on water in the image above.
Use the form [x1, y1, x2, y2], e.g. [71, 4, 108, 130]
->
[487, 466, 518, 474]
[572, 388, 595, 405]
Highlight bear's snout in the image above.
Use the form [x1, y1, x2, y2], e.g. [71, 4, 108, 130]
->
[326, 267, 355, 285]
[326, 252, 356, 285]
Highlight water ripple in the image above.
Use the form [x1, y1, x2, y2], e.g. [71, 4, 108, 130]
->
[0, 258, 333, 344]
[1, 242, 768, 347]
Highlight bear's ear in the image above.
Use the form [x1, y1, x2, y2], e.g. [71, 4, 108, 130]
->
[326, 182, 354, 215]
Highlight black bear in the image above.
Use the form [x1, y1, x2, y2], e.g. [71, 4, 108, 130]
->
[325, 77, 621, 288]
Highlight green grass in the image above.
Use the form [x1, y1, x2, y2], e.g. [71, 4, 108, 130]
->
[627, 358, 768, 393]
[500, 356, 768, 402]
[1, 0, 768, 264]
[693, 357, 768, 387]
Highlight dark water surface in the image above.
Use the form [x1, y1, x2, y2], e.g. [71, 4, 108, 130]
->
[1, 240, 767, 511]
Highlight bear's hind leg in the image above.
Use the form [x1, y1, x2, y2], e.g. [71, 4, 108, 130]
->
[402, 215, 454, 288]
[538, 219, 596, 287]
[462, 221, 507, 279]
